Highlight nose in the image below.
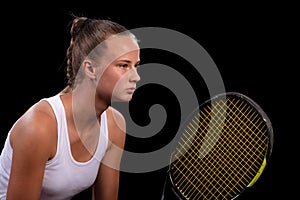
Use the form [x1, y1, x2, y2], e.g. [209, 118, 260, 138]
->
[129, 67, 141, 83]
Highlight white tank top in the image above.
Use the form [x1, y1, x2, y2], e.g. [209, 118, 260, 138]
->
[0, 95, 109, 200]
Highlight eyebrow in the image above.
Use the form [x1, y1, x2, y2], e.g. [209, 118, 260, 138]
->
[117, 59, 140, 65]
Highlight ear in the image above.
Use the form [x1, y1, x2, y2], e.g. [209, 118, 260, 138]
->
[82, 60, 96, 79]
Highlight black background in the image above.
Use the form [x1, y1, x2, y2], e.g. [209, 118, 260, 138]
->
[0, 3, 296, 200]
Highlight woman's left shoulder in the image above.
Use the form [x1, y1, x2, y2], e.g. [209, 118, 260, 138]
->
[105, 107, 126, 147]
[106, 107, 126, 128]
[106, 107, 126, 144]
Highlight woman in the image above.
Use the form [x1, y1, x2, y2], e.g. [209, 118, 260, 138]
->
[0, 16, 141, 200]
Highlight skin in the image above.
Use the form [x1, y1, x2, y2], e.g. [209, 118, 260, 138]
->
[6, 36, 140, 200]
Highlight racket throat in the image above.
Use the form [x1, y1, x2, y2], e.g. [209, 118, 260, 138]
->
[161, 173, 185, 200]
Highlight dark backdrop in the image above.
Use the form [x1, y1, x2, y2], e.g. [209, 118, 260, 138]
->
[0, 3, 296, 200]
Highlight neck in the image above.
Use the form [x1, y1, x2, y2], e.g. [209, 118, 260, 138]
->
[71, 85, 109, 129]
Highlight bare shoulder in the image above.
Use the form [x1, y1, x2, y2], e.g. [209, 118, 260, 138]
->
[106, 107, 126, 148]
[10, 99, 57, 156]
[106, 107, 125, 128]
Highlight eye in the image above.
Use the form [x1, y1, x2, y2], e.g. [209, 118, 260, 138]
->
[119, 64, 129, 69]
[134, 61, 141, 68]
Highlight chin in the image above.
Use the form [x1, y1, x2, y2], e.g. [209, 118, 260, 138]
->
[123, 96, 133, 102]
[112, 95, 133, 102]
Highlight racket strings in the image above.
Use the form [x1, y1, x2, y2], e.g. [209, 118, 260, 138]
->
[170, 96, 269, 200]
[174, 109, 250, 198]
[199, 99, 267, 198]
[189, 99, 266, 198]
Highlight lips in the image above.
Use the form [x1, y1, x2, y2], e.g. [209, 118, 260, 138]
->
[126, 87, 136, 94]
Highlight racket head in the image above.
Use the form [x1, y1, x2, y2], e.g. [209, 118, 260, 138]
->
[163, 92, 274, 200]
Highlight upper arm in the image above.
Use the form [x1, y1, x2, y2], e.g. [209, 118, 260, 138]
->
[7, 102, 56, 200]
[93, 107, 126, 200]
[103, 107, 126, 168]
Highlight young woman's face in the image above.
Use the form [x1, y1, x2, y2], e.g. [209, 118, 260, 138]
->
[96, 35, 141, 102]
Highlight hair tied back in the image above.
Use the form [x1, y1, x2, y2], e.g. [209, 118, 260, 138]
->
[83, 18, 92, 26]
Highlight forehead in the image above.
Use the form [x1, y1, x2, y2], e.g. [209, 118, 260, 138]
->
[105, 35, 139, 58]
[91, 34, 139, 65]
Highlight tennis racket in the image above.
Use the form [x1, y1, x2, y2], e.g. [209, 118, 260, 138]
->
[161, 92, 274, 200]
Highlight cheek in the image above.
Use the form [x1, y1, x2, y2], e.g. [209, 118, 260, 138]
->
[98, 70, 123, 92]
